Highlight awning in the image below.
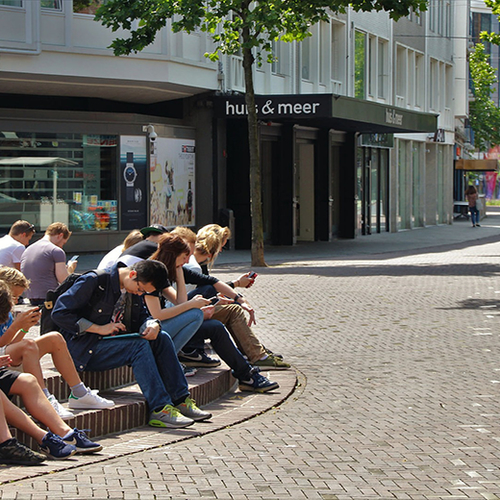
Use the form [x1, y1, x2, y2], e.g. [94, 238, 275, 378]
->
[215, 93, 438, 133]
[455, 159, 499, 171]
[0, 157, 78, 166]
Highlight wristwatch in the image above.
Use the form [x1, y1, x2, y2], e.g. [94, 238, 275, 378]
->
[123, 152, 137, 202]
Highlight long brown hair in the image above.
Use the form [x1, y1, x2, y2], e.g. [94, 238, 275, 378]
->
[150, 233, 190, 283]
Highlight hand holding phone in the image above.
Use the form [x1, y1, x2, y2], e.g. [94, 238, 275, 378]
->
[209, 296, 220, 306]
[68, 255, 79, 263]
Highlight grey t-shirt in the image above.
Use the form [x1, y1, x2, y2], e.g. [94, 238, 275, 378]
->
[21, 238, 66, 299]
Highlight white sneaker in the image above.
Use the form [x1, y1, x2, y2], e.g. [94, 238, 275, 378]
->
[47, 394, 75, 419]
[67, 390, 115, 410]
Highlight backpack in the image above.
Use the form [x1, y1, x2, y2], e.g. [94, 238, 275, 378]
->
[40, 269, 107, 335]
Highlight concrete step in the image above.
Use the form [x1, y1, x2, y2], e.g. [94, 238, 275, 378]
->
[11, 361, 236, 450]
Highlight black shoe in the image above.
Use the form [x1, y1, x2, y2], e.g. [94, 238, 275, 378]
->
[178, 349, 221, 367]
[476, 224, 481, 227]
[0, 438, 46, 465]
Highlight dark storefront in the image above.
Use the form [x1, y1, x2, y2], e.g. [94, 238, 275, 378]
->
[215, 94, 437, 248]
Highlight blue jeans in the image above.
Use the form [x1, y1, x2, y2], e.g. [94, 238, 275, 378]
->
[85, 331, 189, 412]
[470, 206, 479, 225]
[183, 285, 217, 352]
[190, 319, 252, 381]
[160, 308, 204, 353]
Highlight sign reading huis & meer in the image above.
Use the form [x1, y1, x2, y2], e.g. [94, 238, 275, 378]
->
[214, 93, 437, 134]
[216, 94, 332, 120]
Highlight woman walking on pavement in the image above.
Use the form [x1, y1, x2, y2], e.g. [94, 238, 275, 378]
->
[465, 185, 480, 227]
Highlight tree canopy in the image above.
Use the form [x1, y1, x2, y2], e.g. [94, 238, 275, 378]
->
[469, 43, 500, 151]
[96, 0, 428, 61]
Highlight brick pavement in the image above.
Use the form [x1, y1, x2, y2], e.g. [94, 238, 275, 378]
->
[3, 215, 500, 498]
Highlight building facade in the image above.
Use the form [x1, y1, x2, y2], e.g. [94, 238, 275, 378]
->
[0, 1, 463, 250]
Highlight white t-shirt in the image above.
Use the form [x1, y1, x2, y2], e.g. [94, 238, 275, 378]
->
[97, 244, 124, 270]
[0, 234, 25, 268]
[183, 254, 202, 293]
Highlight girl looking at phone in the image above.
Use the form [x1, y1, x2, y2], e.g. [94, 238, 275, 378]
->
[143, 234, 209, 354]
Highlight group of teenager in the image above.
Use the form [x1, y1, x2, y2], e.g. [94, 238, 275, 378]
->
[0, 219, 290, 466]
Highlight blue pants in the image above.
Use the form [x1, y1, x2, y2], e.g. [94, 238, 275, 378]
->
[190, 319, 252, 381]
[183, 285, 217, 352]
[85, 331, 189, 412]
[470, 206, 480, 225]
[160, 308, 204, 353]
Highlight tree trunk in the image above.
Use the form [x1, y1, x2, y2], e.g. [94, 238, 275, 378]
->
[242, 44, 267, 267]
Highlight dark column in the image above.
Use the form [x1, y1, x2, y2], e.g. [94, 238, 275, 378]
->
[226, 120, 251, 249]
[338, 132, 357, 239]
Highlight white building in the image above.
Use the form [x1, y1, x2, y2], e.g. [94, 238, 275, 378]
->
[0, 0, 465, 250]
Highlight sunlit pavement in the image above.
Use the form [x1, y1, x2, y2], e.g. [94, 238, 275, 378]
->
[6, 210, 500, 499]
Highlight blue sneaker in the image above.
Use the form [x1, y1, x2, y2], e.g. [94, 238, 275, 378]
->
[63, 428, 103, 454]
[40, 431, 77, 460]
[238, 368, 279, 393]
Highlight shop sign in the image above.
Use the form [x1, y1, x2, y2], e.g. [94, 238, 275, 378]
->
[360, 133, 394, 148]
[218, 94, 331, 119]
[385, 109, 403, 126]
[84, 135, 118, 147]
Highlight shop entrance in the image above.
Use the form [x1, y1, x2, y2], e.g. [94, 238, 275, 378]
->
[294, 141, 315, 242]
[357, 146, 389, 235]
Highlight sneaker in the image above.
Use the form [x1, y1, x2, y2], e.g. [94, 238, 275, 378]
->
[264, 347, 283, 359]
[182, 363, 197, 377]
[178, 349, 221, 367]
[0, 438, 46, 465]
[176, 397, 212, 422]
[148, 404, 195, 428]
[239, 369, 279, 393]
[68, 390, 115, 409]
[47, 394, 75, 419]
[40, 431, 77, 460]
[476, 224, 481, 227]
[254, 354, 291, 370]
[63, 428, 103, 454]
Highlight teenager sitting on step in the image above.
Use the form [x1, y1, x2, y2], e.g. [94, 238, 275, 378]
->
[0, 266, 114, 419]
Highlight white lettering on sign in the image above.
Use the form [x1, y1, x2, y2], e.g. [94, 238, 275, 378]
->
[225, 99, 321, 117]
[385, 109, 403, 126]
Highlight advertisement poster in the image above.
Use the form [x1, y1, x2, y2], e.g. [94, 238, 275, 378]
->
[120, 136, 148, 230]
[150, 138, 195, 227]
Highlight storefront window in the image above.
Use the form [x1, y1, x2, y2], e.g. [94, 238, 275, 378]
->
[0, 132, 118, 233]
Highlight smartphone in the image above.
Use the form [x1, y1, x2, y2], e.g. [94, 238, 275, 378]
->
[102, 332, 142, 340]
[68, 255, 79, 263]
[209, 296, 220, 305]
[248, 272, 257, 279]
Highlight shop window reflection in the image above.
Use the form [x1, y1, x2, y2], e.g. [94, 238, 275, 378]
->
[0, 132, 118, 233]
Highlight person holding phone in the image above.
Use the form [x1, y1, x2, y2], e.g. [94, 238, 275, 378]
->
[21, 222, 78, 306]
[172, 225, 290, 370]
[51, 259, 212, 428]
[146, 234, 279, 393]
[0, 267, 114, 419]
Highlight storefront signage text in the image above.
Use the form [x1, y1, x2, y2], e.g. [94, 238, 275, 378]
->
[385, 109, 403, 126]
[217, 94, 332, 120]
[225, 99, 322, 117]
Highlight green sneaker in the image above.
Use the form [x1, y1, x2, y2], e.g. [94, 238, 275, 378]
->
[176, 397, 212, 422]
[254, 354, 290, 370]
[149, 404, 194, 428]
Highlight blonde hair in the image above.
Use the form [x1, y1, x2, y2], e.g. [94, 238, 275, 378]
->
[195, 224, 232, 268]
[0, 266, 30, 290]
[45, 222, 71, 239]
[171, 226, 197, 246]
[197, 224, 231, 246]
[123, 230, 144, 250]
